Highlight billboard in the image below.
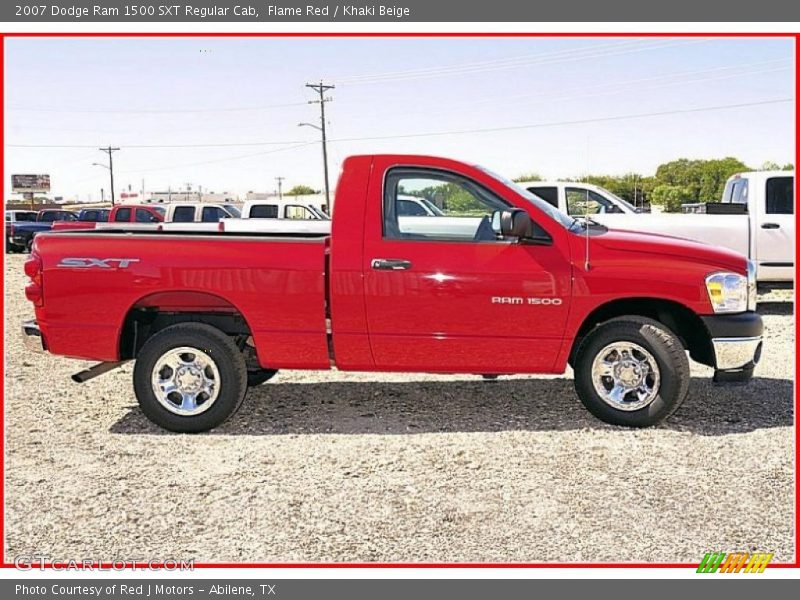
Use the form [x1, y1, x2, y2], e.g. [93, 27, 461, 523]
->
[11, 174, 50, 193]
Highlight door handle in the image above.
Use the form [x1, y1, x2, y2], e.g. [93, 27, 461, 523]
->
[761, 223, 781, 229]
[371, 258, 412, 271]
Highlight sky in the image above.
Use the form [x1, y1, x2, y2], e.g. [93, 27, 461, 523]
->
[3, 36, 796, 202]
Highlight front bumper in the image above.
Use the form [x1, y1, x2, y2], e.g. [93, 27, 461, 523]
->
[701, 312, 763, 371]
[22, 319, 46, 353]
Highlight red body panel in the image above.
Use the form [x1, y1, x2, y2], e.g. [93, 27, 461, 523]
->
[51, 221, 97, 231]
[28, 154, 747, 375]
[33, 233, 330, 368]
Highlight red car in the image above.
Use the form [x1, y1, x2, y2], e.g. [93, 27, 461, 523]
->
[22, 155, 762, 432]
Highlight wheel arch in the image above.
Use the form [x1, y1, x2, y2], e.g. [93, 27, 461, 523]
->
[118, 290, 257, 361]
[568, 297, 714, 368]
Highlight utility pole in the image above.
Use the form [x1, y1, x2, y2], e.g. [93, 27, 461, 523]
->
[304, 81, 335, 210]
[275, 176, 285, 200]
[98, 146, 120, 205]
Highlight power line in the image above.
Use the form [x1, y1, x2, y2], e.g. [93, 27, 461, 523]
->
[8, 97, 793, 151]
[336, 39, 709, 85]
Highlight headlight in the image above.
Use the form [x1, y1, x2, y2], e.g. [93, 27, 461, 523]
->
[705, 271, 749, 314]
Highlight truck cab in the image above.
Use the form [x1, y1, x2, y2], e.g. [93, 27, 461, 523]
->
[163, 203, 239, 223]
[241, 198, 328, 220]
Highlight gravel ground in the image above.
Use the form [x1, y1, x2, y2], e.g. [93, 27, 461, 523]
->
[3, 254, 795, 563]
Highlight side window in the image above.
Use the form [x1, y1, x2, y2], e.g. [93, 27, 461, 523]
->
[98, 210, 109, 222]
[384, 168, 508, 242]
[565, 187, 622, 215]
[5, 214, 10, 222]
[731, 180, 749, 205]
[250, 205, 278, 218]
[528, 186, 559, 208]
[172, 206, 195, 222]
[284, 205, 314, 220]
[201, 207, 223, 222]
[135, 208, 158, 223]
[113, 208, 131, 222]
[766, 177, 794, 215]
[83, 210, 97, 221]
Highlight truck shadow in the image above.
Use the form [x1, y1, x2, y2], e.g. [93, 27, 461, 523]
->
[110, 376, 792, 436]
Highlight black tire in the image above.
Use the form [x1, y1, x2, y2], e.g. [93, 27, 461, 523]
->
[573, 317, 690, 427]
[133, 323, 248, 433]
[25, 238, 34, 253]
[247, 368, 278, 386]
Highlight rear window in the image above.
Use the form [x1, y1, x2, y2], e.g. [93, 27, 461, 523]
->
[201, 206, 225, 222]
[172, 206, 196, 222]
[250, 205, 279, 218]
[135, 208, 159, 223]
[766, 176, 794, 214]
[113, 208, 131, 222]
[527, 186, 559, 208]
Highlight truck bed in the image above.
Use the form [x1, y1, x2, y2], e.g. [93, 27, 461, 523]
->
[32, 230, 331, 369]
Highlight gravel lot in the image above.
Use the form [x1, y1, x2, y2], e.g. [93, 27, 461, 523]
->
[4, 253, 794, 563]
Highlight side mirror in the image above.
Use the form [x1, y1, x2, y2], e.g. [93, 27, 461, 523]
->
[492, 208, 531, 237]
[491, 209, 552, 245]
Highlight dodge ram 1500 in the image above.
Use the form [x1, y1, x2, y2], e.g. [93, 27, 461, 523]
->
[22, 155, 763, 432]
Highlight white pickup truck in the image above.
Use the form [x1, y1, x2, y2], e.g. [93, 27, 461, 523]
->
[519, 171, 795, 284]
[241, 198, 329, 220]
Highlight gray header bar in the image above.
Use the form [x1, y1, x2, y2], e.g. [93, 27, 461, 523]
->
[4, 1, 800, 22]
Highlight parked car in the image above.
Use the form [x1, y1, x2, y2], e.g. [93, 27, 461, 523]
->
[520, 171, 795, 284]
[23, 154, 761, 433]
[241, 199, 329, 220]
[5, 210, 39, 252]
[50, 208, 110, 231]
[7, 209, 77, 252]
[52, 205, 164, 232]
[163, 203, 239, 223]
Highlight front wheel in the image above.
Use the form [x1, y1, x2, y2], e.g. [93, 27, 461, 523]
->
[133, 323, 248, 433]
[573, 318, 690, 427]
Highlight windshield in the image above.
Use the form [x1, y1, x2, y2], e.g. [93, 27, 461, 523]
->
[592, 185, 638, 213]
[477, 165, 576, 229]
[223, 204, 242, 218]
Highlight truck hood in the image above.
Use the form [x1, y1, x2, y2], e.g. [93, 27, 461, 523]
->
[586, 227, 747, 272]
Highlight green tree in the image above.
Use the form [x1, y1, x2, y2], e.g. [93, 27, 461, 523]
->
[650, 184, 689, 212]
[285, 185, 318, 196]
[512, 172, 543, 183]
[655, 157, 749, 203]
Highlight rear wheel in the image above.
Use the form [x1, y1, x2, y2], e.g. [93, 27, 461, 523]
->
[133, 323, 248, 433]
[573, 318, 690, 427]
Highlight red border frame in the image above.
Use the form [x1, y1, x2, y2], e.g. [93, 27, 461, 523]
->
[0, 29, 796, 571]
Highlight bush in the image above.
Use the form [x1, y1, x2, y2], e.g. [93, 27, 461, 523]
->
[650, 184, 688, 213]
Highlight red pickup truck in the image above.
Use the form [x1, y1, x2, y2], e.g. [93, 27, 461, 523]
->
[52, 204, 164, 231]
[22, 155, 762, 432]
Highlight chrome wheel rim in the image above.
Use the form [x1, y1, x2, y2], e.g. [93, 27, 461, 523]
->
[590, 342, 660, 411]
[151, 346, 220, 416]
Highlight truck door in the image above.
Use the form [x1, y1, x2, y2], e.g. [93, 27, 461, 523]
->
[362, 165, 572, 374]
[754, 175, 794, 281]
